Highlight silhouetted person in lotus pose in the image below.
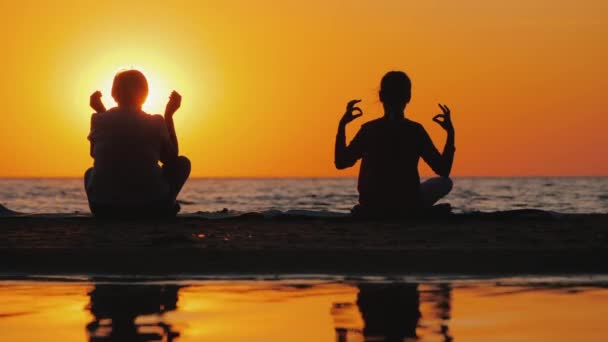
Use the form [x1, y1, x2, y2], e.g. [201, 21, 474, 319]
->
[85, 69, 190, 217]
[335, 71, 455, 217]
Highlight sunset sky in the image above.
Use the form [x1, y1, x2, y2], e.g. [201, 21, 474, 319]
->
[0, 0, 606, 177]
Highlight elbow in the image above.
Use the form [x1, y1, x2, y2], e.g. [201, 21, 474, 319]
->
[334, 159, 351, 170]
[335, 161, 347, 170]
[433, 165, 451, 178]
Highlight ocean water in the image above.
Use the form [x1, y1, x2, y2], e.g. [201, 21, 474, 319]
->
[1, 276, 608, 341]
[0, 177, 607, 214]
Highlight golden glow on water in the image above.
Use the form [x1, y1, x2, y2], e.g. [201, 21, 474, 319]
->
[450, 285, 608, 341]
[173, 283, 357, 341]
[0, 283, 92, 342]
[0, 281, 608, 341]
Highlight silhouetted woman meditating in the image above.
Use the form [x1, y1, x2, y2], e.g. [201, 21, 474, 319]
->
[335, 71, 455, 217]
[85, 69, 191, 217]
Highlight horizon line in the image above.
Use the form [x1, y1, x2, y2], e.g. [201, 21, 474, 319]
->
[1, 175, 608, 180]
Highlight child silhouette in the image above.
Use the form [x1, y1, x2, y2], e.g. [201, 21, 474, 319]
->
[335, 71, 455, 217]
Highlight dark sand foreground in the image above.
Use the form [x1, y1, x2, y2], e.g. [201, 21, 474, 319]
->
[1, 210, 607, 275]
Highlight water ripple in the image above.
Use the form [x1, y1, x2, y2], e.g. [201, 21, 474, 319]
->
[0, 177, 607, 214]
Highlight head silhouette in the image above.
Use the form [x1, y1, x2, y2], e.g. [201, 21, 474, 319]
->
[111, 69, 149, 109]
[379, 71, 411, 118]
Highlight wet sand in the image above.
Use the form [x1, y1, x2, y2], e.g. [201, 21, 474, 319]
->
[1, 210, 607, 275]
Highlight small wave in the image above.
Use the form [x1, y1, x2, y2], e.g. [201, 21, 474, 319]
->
[458, 190, 480, 198]
[177, 200, 197, 205]
[0, 205, 348, 219]
[0, 204, 19, 217]
[185, 209, 349, 219]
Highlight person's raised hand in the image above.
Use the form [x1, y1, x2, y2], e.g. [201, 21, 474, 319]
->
[165, 91, 182, 118]
[340, 99, 363, 126]
[433, 103, 454, 133]
[90, 91, 106, 113]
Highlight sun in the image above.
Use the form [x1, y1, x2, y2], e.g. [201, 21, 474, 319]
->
[141, 71, 171, 114]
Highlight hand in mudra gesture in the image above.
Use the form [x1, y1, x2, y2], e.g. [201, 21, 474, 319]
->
[90, 91, 106, 113]
[340, 99, 363, 126]
[165, 91, 182, 118]
[433, 103, 454, 133]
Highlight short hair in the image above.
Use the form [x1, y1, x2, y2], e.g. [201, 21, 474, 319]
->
[111, 69, 149, 106]
[379, 71, 412, 106]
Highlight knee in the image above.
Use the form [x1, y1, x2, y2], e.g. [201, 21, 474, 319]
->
[84, 168, 93, 188]
[84, 168, 93, 179]
[440, 176, 453, 194]
[176, 156, 191, 175]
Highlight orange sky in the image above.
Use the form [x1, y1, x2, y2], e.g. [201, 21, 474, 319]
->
[0, 0, 606, 177]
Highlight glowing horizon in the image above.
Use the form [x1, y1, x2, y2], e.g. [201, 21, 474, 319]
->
[0, 1, 607, 177]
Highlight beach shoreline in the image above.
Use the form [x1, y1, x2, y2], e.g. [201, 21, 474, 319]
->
[2, 211, 607, 275]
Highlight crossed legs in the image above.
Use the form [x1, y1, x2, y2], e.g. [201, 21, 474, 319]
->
[420, 176, 453, 208]
[162, 156, 191, 201]
[83, 156, 191, 217]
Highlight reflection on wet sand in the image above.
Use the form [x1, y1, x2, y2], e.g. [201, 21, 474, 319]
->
[333, 283, 454, 342]
[428, 283, 453, 342]
[86, 284, 182, 341]
[2, 279, 608, 341]
[357, 283, 421, 341]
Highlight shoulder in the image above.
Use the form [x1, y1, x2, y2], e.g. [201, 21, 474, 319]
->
[146, 114, 169, 137]
[403, 119, 427, 133]
[140, 112, 166, 125]
[90, 110, 110, 126]
[149, 113, 165, 122]
[152, 114, 168, 129]
[361, 117, 424, 131]
[361, 118, 385, 130]
[90, 107, 120, 121]
[90, 112, 100, 123]
[403, 118, 422, 127]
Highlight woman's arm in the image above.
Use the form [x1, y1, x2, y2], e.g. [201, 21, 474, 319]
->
[335, 99, 365, 169]
[421, 104, 455, 177]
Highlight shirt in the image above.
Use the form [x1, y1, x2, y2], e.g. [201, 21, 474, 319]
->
[337, 117, 447, 212]
[86, 107, 173, 206]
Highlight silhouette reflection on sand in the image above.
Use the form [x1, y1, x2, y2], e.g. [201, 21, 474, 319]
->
[86, 284, 182, 341]
[333, 283, 453, 342]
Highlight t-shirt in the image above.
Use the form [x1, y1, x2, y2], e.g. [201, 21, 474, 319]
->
[342, 117, 445, 211]
[86, 108, 173, 206]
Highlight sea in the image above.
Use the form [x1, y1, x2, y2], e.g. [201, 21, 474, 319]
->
[0, 177, 607, 214]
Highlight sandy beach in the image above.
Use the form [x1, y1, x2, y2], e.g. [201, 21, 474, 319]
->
[1, 210, 607, 275]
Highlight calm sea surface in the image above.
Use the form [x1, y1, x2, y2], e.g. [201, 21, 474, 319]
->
[0, 177, 607, 214]
[0, 277, 607, 341]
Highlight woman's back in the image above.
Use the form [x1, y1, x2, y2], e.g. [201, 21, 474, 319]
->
[356, 117, 430, 211]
